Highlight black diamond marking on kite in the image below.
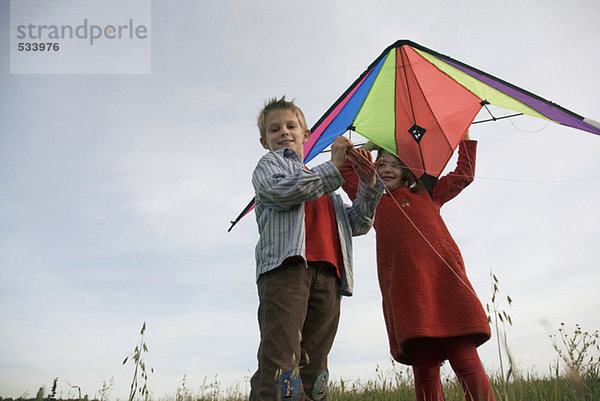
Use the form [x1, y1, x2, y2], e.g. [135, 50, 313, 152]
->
[408, 124, 426, 143]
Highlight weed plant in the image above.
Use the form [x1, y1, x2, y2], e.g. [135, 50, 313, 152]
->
[122, 322, 153, 401]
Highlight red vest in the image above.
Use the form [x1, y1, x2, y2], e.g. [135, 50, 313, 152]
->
[304, 195, 343, 278]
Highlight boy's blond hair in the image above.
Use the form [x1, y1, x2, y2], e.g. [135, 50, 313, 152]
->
[257, 96, 308, 139]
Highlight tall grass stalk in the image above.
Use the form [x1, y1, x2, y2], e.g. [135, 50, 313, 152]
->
[122, 322, 153, 401]
[486, 271, 515, 400]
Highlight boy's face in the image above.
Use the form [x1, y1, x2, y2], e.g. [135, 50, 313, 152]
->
[260, 109, 310, 158]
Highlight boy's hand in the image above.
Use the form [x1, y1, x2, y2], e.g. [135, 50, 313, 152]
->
[350, 148, 379, 187]
[330, 136, 353, 169]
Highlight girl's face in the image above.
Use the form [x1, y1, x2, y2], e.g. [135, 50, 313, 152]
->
[376, 151, 405, 191]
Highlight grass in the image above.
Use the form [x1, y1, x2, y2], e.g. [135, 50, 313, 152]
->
[4, 323, 599, 401]
[6, 363, 598, 401]
[166, 366, 600, 401]
[325, 361, 600, 401]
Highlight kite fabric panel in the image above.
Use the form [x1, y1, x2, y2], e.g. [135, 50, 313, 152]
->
[228, 39, 600, 231]
[303, 39, 600, 181]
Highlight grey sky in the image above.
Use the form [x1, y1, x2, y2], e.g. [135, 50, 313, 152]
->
[1, 0, 599, 399]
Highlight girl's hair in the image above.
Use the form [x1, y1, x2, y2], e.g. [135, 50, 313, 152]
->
[376, 148, 425, 194]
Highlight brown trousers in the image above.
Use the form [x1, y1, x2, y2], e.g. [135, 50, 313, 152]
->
[249, 261, 341, 401]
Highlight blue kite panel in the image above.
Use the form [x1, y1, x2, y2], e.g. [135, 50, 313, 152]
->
[304, 55, 388, 163]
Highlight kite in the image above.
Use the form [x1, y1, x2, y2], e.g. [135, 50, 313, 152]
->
[228, 39, 600, 231]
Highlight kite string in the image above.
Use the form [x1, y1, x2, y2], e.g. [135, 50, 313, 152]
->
[508, 117, 549, 133]
[381, 164, 600, 184]
[462, 141, 497, 290]
[373, 140, 598, 301]
[373, 170, 481, 299]
[345, 135, 596, 296]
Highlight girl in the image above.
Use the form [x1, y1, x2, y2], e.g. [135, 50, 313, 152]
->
[341, 132, 495, 401]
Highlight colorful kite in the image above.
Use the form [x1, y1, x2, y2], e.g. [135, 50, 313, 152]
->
[228, 39, 600, 231]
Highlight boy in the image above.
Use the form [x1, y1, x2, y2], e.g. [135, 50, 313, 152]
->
[250, 96, 383, 401]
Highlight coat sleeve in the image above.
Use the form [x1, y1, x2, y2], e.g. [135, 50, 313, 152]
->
[344, 178, 384, 236]
[431, 140, 477, 206]
[340, 157, 360, 201]
[338, 156, 383, 235]
[252, 151, 344, 211]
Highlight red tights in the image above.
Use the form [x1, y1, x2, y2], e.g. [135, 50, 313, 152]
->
[410, 337, 495, 401]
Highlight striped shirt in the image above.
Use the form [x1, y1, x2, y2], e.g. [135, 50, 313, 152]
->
[252, 148, 383, 296]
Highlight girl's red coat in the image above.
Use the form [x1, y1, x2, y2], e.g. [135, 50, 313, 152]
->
[341, 140, 490, 364]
